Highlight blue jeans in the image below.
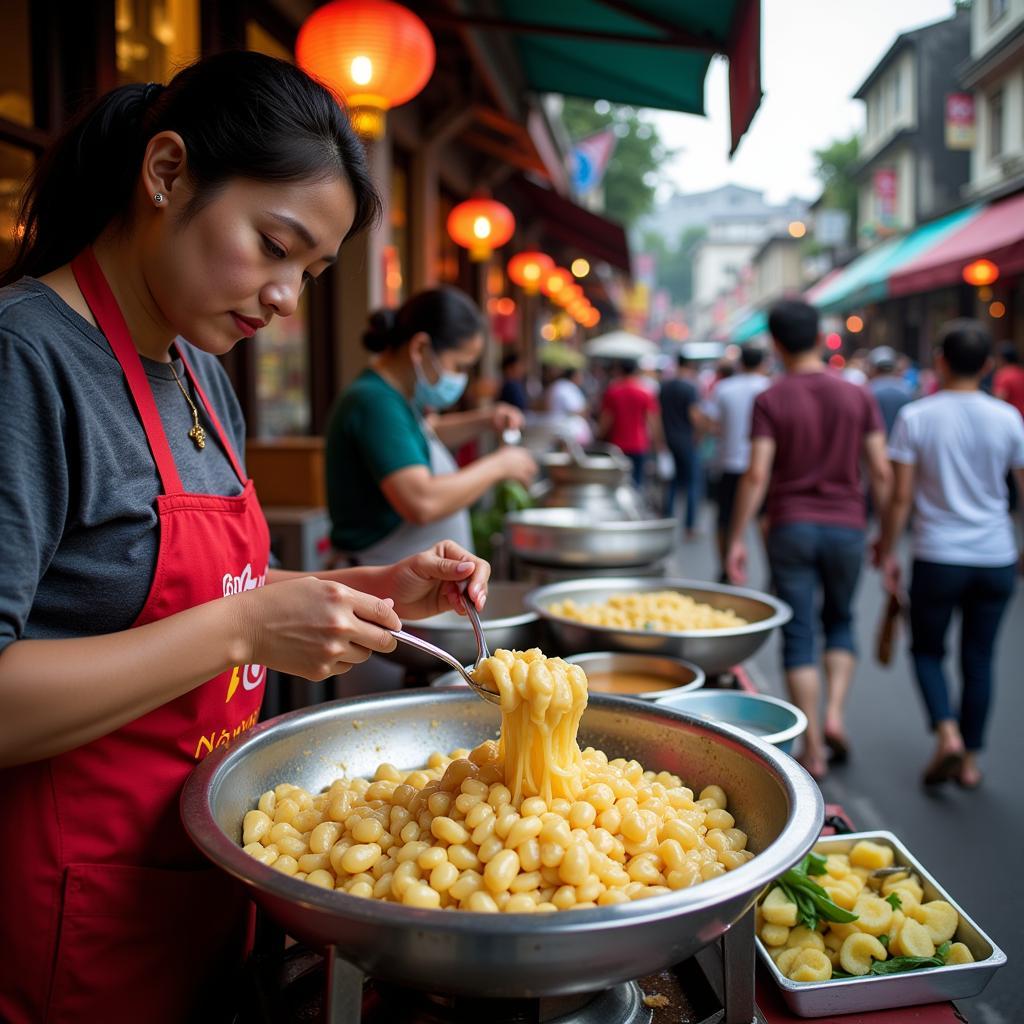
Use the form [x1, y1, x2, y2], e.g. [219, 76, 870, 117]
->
[626, 453, 646, 489]
[909, 559, 1016, 751]
[665, 442, 702, 530]
[767, 523, 865, 669]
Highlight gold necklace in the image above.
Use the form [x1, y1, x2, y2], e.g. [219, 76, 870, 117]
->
[168, 360, 207, 451]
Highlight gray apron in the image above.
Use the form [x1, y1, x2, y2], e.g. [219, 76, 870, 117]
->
[348, 421, 474, 566]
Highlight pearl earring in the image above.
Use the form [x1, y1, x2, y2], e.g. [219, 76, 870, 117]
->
[153, 193, 164, 205]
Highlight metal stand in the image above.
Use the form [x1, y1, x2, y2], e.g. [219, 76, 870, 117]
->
[694, 906, 760, 1024]
[325, 947, 363, 1024]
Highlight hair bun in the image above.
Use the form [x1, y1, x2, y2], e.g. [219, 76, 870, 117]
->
[363, 308, 398, 352]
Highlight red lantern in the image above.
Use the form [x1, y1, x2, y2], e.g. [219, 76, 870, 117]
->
[296, 0, 435, 140]
[447, 198, 515, 261]
[962, 258, 999, 287]
[541, 267, 574, 301]
[507, 251, 555, 294]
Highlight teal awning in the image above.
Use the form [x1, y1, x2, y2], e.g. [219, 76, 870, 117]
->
[813, 206, 982, 314]
[732, 309, 768, 342]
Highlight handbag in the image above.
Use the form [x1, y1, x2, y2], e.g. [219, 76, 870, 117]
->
[875, 590, 907, 666]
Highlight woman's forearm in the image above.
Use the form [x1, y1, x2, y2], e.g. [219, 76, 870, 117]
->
[430, 408, 492, 448]
[382, 456, 506, 525]
[0, 597, 249, 767]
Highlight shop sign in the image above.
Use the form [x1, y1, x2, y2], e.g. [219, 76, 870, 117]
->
[873, 168, 898, 227]
[945, 93, 976, 150]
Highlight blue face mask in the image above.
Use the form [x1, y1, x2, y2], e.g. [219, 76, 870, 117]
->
[413, 347, 468, 410]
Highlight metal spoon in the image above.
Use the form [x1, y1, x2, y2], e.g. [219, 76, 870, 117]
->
[388, 630, 500, 705]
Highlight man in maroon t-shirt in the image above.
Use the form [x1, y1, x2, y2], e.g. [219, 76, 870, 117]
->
[725, 300, 892, 780]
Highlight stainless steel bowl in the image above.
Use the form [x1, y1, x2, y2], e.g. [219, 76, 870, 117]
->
[181, 691, 822, 997]
[541, 448, 630, 487]
[526, 577, 792, 674]
[506, 508, 677, 567]
[563, 651, 705, 700]
[382, 582, 539, 673]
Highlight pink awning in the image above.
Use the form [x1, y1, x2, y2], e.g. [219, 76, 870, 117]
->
[802, 267, 843, 304]
[889, 191, 1024, 297]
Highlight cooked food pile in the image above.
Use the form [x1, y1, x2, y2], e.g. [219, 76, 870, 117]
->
[239, 648, 753, 911]
[760, 841, 973, 982]
[548, 591, 748, 632]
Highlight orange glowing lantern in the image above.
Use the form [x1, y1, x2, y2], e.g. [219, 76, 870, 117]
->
[296, 0, 436, 140]
[581, 307, 601, 328]
[447, 198, 515, 261]
[561, 283, 584, 308]
[541, 267, 574, 301]
[507, 251, 554, 294]
[963, 258, 999, 287]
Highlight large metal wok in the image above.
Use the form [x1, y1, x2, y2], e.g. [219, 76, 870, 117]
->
[181, 690, 822, 998]
[527, 576, 792, 674]
[506, 508, 676, 567]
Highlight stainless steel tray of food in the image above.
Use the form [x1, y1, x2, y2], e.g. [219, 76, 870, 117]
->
[381, 581, 539, 673]
[181, 690, 823, 998]
[505, 508, 677, 567]
[757, 830, 1006, 1016]
[525, 576, 792, 674]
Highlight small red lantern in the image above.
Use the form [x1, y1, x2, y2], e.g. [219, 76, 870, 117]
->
[507, 251, 555, 294]
[447, 198, 515, 261]
[962, 258, 999, 287]
[296, 0, 436, 140]
[541, 267, 574, 301]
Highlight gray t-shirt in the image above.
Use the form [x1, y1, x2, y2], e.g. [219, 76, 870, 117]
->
[0, 278, 247, 654]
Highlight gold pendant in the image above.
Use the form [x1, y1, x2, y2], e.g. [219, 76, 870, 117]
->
[188, 423, 207, 450]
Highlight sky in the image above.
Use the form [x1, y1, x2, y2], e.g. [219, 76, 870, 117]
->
[647, 0, 958, 205]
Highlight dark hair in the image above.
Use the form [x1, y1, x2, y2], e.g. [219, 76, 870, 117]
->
[3, 51, 380, 285]
[999, 342, 1019, 365]
[501, 351, 522, 371]
[363, 287, 484, 354]
[740, 346, 765, 370]
[618, 358, 638, 376]
[940, 318, 992, 377]
[676, 353, 693, 368]
[768, 299, 819, 354]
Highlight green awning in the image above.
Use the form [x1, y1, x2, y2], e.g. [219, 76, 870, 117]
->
[814, 206, 982, 314]
[449, 1, 762, 153]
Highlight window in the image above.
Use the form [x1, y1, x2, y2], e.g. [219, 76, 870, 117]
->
[989, 88, 1005, 158]
[892, 67, 902, 118]
[989, 0, 1008, 25]
[115, 0, 200, 84]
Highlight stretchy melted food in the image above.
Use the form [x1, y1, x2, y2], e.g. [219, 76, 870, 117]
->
[240, 648, 753, 911]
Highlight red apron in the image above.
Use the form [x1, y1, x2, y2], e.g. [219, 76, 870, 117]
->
[0, 249, 270, 1023]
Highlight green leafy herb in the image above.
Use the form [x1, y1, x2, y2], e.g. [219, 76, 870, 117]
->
[885, 891, 903, 910]
[772, 854, 859, 931]
[879, 934, 890, 948]
[865, 942, 951, 976]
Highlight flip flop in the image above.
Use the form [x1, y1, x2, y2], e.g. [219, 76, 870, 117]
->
[824, 732, 850, 765]
[922, 750, 964, 787]
[955, 767, 983, 790]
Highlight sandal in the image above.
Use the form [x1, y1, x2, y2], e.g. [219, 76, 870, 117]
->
[824, 732, 850, 765]
[922, 750, 964, 787]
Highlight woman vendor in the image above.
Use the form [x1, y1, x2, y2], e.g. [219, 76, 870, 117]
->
[0, 53, 489, 1024]
[326, 288, 537, 564]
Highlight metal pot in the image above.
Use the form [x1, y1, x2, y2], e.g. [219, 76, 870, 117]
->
[540, 446, 630, 488]
[506, 508, 676, 568]
[381, 582, 539, 674]
[181, 690, 822, 998]
[527, 577, 792, 674]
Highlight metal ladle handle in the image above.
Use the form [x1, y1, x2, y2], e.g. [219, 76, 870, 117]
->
[388, 630, 500, 705]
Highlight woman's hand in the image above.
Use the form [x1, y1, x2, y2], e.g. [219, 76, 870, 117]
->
[494, 446, 538, 487]
[491, 402, 525, 433]
[380, 541, 491, 620]
[725, 540, 748, 585]
[237, 577, 401, 680]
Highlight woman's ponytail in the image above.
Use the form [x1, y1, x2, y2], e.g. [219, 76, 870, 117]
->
[3, 83, 161, 285]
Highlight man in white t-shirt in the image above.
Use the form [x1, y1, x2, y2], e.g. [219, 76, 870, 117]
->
[875, 319, 1024, 790]
[546, 367, 593, 445]
[700, 345, 770, 578]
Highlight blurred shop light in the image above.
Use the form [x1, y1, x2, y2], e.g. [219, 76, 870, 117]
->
[296, 0, 435, 141]
[496, 297, 516, 316]
[829, 354, 846, 368]
[826, 332, 842, 350]
[542, 267, 574, 302]
[571, 258, 591, 278]
[978, 286, 994, 302]
[725, 344, 741, 360]
[989, 301, 1006, 319]
[507, 251, 555, 294]
[962, 258, 999, 287]
[788, 221, 807, 239]
[447, 198, 515, 261]
[845, 315, 864, 333]
[540, 323, 557, 341]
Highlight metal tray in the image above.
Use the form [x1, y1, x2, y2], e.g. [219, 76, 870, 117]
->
[756, 830, 1006, 1016]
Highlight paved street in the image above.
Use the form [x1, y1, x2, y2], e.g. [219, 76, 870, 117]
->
[671, 512, 1023, 1024]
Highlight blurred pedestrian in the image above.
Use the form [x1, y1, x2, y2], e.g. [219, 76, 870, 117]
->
[875, 320, 1024, 790]
[868, 346, 913, 436]
[700, 345, 770, 578]
[498, 350, 528, 412]
[660, 354, 703, 535]
[546, 366, 593, 445]
[843, 349, 869, 386]
[599, 358, 661, 488]
[725, 300, 892, 780]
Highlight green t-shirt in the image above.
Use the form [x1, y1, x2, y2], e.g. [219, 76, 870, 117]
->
[326, 369, 430, 551]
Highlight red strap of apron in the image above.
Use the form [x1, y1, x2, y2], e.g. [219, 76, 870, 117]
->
[174, 346, 247, 486]
[71, 249, 184, 495]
